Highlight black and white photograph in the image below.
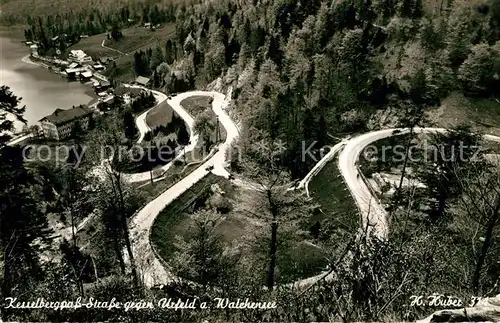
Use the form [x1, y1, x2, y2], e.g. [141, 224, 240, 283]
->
[1, 0, 500, 321]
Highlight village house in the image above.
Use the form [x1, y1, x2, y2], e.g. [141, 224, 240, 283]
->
[79, 70, 93, 82]
[134, 76, 151, 87]
[92, 63, 105, 71]
[115, 85, 145, 97]
[96, 95, 117, 112]
[68, 50, 92, 64]
[64, 62, 95, 81]
[114, 85, 148, 104]
[39, 106, 94, 140]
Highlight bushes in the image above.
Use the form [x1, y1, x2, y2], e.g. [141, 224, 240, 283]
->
[131, 92, 157, 113]
[458, 43, 500, 96]
[144, 113, 187, 141]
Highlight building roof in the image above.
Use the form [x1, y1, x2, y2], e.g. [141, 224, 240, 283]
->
[93, 72, 108, 82]
[114, 86, 127, 96]
[103, 96, 115, 104]
[80, 71, 93, 78]
[114, 85, 144, 97]
[68, 62, 80, 69]
[70, 50, 86, 57]
[135, 76, 150, 86]
[65, 67, 86, 74]
[39, 106, 93, 125]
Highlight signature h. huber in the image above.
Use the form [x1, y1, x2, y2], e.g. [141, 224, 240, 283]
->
[410, 294, 484, 308]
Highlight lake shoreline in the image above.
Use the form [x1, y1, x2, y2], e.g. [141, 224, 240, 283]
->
[20, 54, 40, 66]
[19, 53, 99, 112]
[19, 53, 99, 104]
[1, 29, 98, 128]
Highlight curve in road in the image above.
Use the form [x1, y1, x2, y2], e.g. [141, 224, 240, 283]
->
[338, 127, 500, 239]
[128, 89, 237, 287]
[296, 141, 347, 196]
[122, 88, 201, 183]
[285, 127, 500, 290]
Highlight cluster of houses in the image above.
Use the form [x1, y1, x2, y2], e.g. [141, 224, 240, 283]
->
[25, 39, 156, 141]
[37, 85, 151, 140]
[26, 43, 115, 86]
[63, 50, 114, 83]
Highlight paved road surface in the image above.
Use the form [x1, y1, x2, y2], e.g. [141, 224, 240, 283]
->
[130, 123, 500, 287]
[6, 133, 33, 146]
[101, 39, 127, 55]
[128, 90, 237, 287]
[338, 127, 500, 239]
[122, 88, 200, 183]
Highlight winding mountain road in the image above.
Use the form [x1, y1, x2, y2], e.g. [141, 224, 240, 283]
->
[127, 105, 500, 287]
[128, 90, 237, 286]
[338, 127, 500, 239]
[11, 82, 500, 290]
[101, 39, 127, 55]
[134, 107, 152, 145]
[121, 87, 201, 183]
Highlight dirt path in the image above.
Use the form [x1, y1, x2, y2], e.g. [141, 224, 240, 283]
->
[101, 39, 127, 55]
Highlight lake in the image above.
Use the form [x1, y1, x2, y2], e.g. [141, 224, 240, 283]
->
[0, 28, 96, 130]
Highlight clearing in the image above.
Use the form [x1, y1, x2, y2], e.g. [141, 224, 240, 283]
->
[308, 156, 360, 242]
[428, 93, 500, 137]
[68, 33, 119, 59]
[151, 175, 329, 285]
[180, 96, 227, 143]
[145, 99, 175, 129]
[103, 25, 175, 54]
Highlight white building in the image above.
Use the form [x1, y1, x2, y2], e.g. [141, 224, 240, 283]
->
[39, 106, 93, 140]
[68, 50, 92, 64]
